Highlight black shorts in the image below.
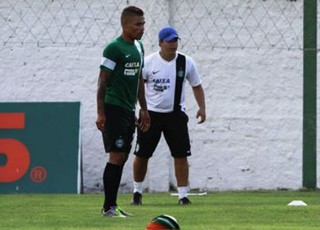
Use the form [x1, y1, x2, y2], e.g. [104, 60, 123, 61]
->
[134, 110, 191, 158]
[102, 104, 135, 154]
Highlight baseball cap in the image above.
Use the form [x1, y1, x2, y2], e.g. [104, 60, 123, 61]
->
[158, 27, 180, 42]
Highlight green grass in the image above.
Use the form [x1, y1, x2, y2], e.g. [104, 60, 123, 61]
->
[1, 191, 320, 229]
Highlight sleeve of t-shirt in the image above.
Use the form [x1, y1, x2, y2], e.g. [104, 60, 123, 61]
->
[100, 43, 119, 72]
[186, 56, 202, 87]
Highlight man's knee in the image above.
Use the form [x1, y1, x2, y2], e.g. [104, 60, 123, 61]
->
[109, 152, 128, 165]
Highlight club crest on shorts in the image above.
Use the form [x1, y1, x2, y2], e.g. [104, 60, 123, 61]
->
[115, 137, 124, 148]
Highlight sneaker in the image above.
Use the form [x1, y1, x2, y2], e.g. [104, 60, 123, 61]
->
[178, 197, 191, 205]
[131, 192, 142, 205]
[117, 206, 133, 217]
[101, 206, 126, 218]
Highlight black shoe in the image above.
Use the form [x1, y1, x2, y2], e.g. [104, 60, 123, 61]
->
[131, 192, 142, 205]
[178, 197, 191, 205]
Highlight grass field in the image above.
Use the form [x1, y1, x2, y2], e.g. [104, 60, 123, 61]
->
[1, 191, 320, 230]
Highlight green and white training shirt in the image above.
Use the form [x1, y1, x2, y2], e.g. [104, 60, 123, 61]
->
[100, 36, 144, 111]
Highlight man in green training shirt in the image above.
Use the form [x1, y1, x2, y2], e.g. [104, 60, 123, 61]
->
[96, 5, 150, 218]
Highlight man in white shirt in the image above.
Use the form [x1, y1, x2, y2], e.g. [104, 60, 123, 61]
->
[132, 27, 206, 205]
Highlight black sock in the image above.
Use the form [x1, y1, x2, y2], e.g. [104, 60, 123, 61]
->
[115, 164, 125, 204]
[103, 163, 124, 210]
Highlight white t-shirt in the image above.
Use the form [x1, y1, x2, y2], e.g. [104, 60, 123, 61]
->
[142, 51, 201, 113]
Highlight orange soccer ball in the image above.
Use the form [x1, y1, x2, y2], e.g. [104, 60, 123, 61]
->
[146, 222, 171, 230]
[145, 215, 180, 230]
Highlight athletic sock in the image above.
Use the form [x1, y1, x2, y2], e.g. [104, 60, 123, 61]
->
[114, 164, 124, 206]
[177, 186, 188, 199]
[103, 163, 123, 210]
[133, 181, 143, 194]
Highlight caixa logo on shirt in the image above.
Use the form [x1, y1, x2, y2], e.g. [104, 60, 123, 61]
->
[0, 113, 47, 184]
[124, 62, 140, 76]
[125, 62, 140, 68]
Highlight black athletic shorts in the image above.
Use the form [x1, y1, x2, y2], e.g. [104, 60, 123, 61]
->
[102, 104, 135, 154]
[134, 110, 191, 158]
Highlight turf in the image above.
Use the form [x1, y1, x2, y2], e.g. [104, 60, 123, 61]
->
[1, 191, 320, 230]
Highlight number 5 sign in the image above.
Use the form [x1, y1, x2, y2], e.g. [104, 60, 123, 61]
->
[0, 102, 82, 194]
[0, 113, 30, 183]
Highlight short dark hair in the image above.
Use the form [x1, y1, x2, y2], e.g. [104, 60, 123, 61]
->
[121, 6, 144, 24]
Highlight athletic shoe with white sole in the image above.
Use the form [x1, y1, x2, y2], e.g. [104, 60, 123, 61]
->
[101, 206, 128, 218]
[178, 197, 191, 205]
[117, 206, 133, 217]
[131, 192, 142, 205]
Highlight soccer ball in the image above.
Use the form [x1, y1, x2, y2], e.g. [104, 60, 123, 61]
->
[145, 214, 180, 230]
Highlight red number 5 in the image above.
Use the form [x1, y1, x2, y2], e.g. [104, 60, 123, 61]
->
[0, 113, 30, 183]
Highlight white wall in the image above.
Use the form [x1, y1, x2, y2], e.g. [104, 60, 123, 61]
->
[0, 43, 305, 193]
